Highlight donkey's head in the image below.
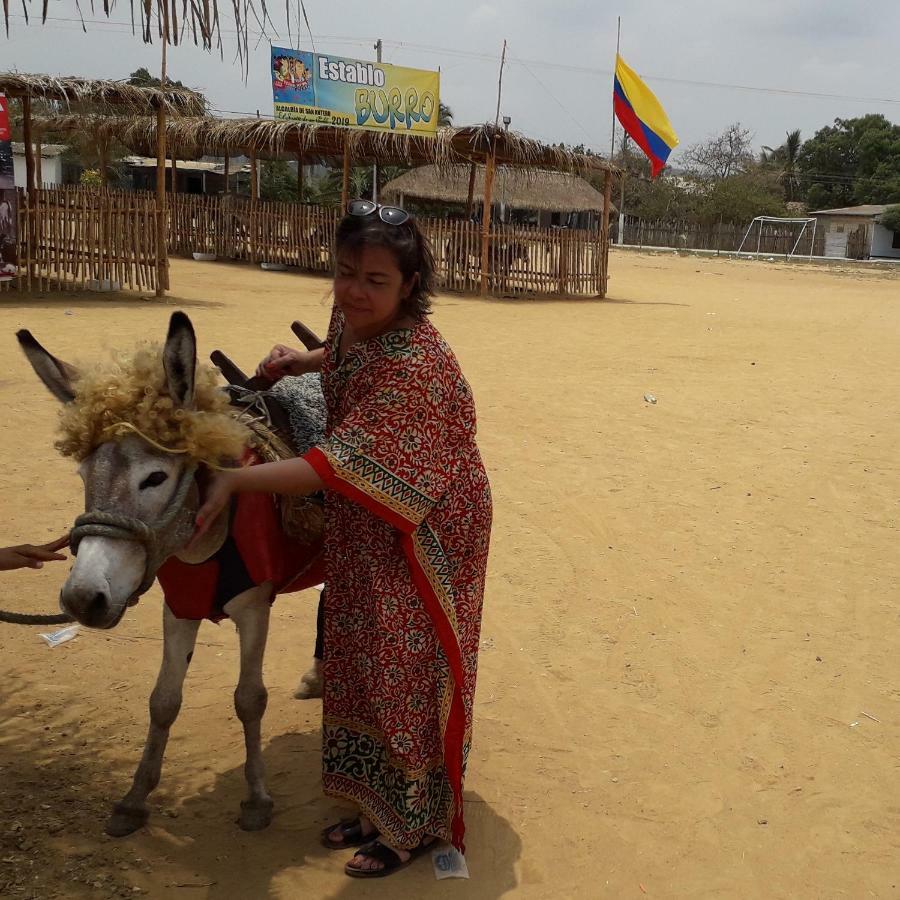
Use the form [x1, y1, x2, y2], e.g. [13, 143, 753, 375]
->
[18, 313, 247, 628]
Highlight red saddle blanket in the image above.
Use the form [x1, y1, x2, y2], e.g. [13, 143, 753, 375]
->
[157, 476, 324, 623]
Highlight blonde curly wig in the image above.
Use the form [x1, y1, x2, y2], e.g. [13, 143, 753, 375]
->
[57, 343, 250, 466]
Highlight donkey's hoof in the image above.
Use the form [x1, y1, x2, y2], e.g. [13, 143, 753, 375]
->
[238, 798, 274, 831]
[105, 803, 149, 837]
[293, 660, 323, 700]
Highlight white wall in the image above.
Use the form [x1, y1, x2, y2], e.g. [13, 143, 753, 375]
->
[870, 222, 900, 259]
[13, 152, 64, 187]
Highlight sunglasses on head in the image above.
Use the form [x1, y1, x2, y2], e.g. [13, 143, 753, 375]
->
[347, 199, 410, 226]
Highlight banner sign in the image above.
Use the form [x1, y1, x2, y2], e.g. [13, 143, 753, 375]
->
[272, 48, 440, 136]
[0, 93, 17, 282]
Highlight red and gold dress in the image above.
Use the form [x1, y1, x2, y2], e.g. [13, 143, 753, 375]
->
[304, 310, 492, 852]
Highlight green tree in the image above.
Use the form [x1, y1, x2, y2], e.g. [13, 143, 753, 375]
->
[439, 103, 453, 127]
[127, 67, 189, 90]
[761, 129, 802, 202]
[694, 166, 785, 225]
[798, 114, 900, 208]
[879, 204, 900, 233]
[260, 160, 303, 202]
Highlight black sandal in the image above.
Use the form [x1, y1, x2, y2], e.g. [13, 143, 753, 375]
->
[344, 838, 434, 879]
[320, 817, 377, 851]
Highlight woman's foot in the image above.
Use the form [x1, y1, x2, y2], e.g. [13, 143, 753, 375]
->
[345, 837, 435, 877]
[294, 658, 323, 700]
[321, 815, 377, 850]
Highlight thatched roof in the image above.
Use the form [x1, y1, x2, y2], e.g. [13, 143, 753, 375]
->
[5, 2, 265, 69]
[382, 164, 611, 213]
[0, 72, 205, 115]
[31, 115, 619, 175]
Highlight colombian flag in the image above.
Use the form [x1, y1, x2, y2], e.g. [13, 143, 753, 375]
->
[613, 54, 678, 178]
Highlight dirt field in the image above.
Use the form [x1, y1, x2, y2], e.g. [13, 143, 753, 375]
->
[1, 251, 899, 899]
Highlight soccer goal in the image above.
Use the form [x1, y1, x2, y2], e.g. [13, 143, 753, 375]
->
[736, 216, 817, 259]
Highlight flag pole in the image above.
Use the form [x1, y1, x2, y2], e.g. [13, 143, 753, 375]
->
[611, 17, 627, 245]
[609, 16, 620, 159]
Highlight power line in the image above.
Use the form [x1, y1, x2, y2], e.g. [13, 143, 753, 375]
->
[10, 16, 900, 107]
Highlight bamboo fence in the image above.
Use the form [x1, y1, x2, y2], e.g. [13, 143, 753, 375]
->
[168, 194, 607, 297]
[1, 187, 607, 298]
[1, 186, 159, 293]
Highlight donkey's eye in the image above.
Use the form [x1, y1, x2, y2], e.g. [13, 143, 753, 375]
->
[139, 471, 169, 490]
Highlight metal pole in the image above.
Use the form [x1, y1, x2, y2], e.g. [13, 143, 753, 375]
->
[610, 16, 621, 160]
[372, 38, 382, 203]
[617, 133, 627, 245]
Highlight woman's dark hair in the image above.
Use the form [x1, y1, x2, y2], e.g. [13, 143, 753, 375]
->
[334, 209, 436, 319]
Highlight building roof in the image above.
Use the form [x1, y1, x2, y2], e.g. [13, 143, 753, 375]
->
[11, 142, 67, 158]
[810, 205, 890, 217]
[382, 164, 613, 213]
[123, 156, 246, 175]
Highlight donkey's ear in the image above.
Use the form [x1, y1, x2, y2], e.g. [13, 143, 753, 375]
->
[16, 329, 79, 404]
[163, 312, 197, 408]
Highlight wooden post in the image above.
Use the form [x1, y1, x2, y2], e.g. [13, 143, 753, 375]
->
[223, 153, 230, 195]
[341, 136, 351, 210]
[465, 162, 477, 216]
[171, 153, 178, 195]
[558, 228, 569, 296]
[99, 139, 108, 189]
[35, 135, 42, 187]
[250, 149, 258, 202]
[155, 106, 168, 295]
[479, 153, 496, 296]
[22, 95, 35, 198]
[297, 152, 304, 202]
[601, 169, 612, 298]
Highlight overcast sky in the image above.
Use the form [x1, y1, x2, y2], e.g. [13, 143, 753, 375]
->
[3, 0, 898, 161]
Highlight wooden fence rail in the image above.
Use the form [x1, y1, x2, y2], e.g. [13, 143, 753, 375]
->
[1, 186, 159, 293]
[2, 187, 607, 298]
[168, 194, 607, 297]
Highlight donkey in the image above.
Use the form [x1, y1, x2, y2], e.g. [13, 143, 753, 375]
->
[17, 312, 324, 837]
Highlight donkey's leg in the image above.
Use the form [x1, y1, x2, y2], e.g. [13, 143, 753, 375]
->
[106, 607, 200, 837]
[224, 587, 274, 831]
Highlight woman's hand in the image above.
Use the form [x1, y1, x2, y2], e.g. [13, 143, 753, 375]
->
[192, 471, 239, 544]
[0, 535, 69, 571]
[256, 344, 315, 382]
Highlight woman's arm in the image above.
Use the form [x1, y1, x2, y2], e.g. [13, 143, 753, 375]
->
[193, 458, 324, 540]
[256, 345, 325, 380]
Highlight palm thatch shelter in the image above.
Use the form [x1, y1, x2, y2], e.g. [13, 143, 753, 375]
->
[30, 113, 619, 296]
[2, 72, 204, 294]
[381, 164, 614, 226]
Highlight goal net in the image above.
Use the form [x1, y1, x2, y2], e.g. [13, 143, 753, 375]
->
[736, 216, 817, 259]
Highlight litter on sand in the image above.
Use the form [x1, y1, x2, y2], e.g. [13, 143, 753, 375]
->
[432, 845, 470, 880]
[38, 623, 81, 648]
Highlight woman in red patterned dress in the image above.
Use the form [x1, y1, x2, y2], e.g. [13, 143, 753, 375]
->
[196, 201, 492, 878]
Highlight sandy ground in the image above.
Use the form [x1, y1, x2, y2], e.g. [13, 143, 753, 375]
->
[1, 251, 899, 899]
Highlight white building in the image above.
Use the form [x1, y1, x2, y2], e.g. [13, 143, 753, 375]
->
[12, 142, 68, 187]
[810, 204, 900, 260]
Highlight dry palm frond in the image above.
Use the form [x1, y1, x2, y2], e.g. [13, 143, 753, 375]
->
[2, 0, 268, 74]
[0, 72, 205, 115]
[381, 164, 613, 213]
[31, 113, 619, 176]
